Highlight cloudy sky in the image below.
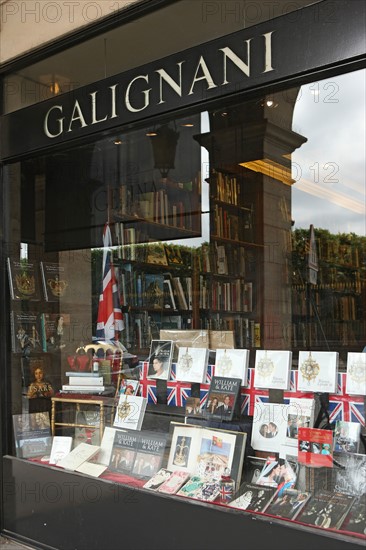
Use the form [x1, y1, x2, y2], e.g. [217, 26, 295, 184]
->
[291, 69, 365, 236]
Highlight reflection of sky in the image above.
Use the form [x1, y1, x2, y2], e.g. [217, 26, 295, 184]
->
[292, 69, 365, 235]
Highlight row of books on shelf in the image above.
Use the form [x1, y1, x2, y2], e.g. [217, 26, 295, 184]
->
[209, 169, 245, 206]
[12, 411, 366, 537]
[292, 320, 362, 348]
[317, 239, 363, 268]
[292, 287, 361, 320]
[199, 277, 253, 312]
[212, 204, 253, 242]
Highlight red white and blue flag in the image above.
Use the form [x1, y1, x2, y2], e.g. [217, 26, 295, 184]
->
[96, 223, 124, 340]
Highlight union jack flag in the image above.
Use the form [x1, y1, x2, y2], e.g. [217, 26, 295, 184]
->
[96, 223, 124, 340]
[138, 361, 157, 404]
[167, 380, 192, 407]
[328, 373, 365, 426]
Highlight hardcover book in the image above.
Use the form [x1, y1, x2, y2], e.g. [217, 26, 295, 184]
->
[57, 442, 101, 471]
[109, 430, 168, 479]
[215, 348, 249, 385]
[285, 397, 316, 447]
[68, 376, 104, 387]
[340, 497, 366, 534]
[147, 339, 174, 380]
[143, 468, 173, 491]
[297, 351, 339, 393]
[205, 376, 241, 421]
[229, 482, 276, 512]
[256, 458, 297, 490]
[75, 462, 108, 478]
[7, 258, 41, 301]
[333, 420, 360, 454]
[176, 476, 204, 498]
[297, 490, 356, 530]
[119, 378, 140, 396]
[251, 402, 288, 453]
[345, 352, 366, 396]
[157, 470, 190, 495]
[331, 452, 366, 497]
[49, 436, 73, 465]
[40, 261, 69, 302]
[185, 397, 203, 418]
[11, 311, 43, 354]
[167, 422, 246, 487]
[113, 394, 147, 431]
[253, 350, 292, 390]
[298, 427, 333, 468]
[40, 313, 71, 352]
[143, 273, 164, 309]
[175, 346, 209, 383]
[242, 455, 267, 484]
[12, 412, 52, 459]
[264, 489, 311, 520]
[176, 476, 221, 502]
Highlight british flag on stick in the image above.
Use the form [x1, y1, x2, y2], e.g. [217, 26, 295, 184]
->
[96, 223, 124, 340]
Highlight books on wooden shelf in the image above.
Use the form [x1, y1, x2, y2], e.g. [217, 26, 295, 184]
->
[346, 352, 366, 396]
[297, 351, 339, 393]
[204, 376, 241, 422]
[49, 436, 73, 465]
[253, 350, 292, 390]
[333, 420, 361, 454]
[147, 339, 174, 380]
[40, 261, 69, 302]
[113, 394, 147, 431]
[175, 346, 209, 383]
[12, 412, 52, 459]
[7, 258, 41, 301]
[228, 482, 276, 512]
[298, 427, 333, 468]
[167, 422, 247, 488]
[297, 490, 356, 530]
[109, 429, 168, 479]
[57, 442, 101, 471]
[215, 348, 249, 385]
[251, 402, 288, 453]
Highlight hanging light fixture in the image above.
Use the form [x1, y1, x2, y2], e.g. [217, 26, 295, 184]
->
[148, 123, 180, 180]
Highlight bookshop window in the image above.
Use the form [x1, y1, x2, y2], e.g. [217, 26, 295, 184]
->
[5, 68, 366, 540]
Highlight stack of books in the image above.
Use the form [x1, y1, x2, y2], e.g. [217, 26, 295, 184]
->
[62, 372, 106, 393]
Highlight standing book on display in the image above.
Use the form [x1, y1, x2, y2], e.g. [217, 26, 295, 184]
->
[40, 261, 69, 302]
[147, 340, 174, 380]
[297, 490, 356, 530]
[12, 413, 52, 459]
[215, 348, 249, 385]
[11, 311, 43, 354]
[7, 258, 41, 301]
[345, 352, 366, 395]
[285, 397, 316, 448]
[298, 427, 333, 468]
[251, 402, 288, 453]
[175, 347, 209, 383]
[297, 351, 338, 393]
[205, 376, 241, 421]
[253, 350, 292, 390]
[113, 394, 147, 431]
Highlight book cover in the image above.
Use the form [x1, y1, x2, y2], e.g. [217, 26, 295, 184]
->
[331, 452, 366, 497]
[7, 258, 41, 301]
[143, 468, 173, 491]
[49, 436, 73, 465]
[177, 476, 204, 498]
[146, 242, 168, 266]
[340, 497, 366, 534]
[256, 458, 297, 490]
[97, 426, 116, 466]
[175, 346, 209, 383]
[147, 340, 173, 380]
[12, 412, 52, 459]
[253, 350, 292, 390]
[113, 394, 147, 431]
[119, 378, 140, 396]
[185, 397, 203, 418]
[163, 277, 177, 310]
[228, 482, 276, 512]
[75, 462, 108, 478]
[62, 385, 106, 393]
[69, 376, 104, 386]
[251, 402, 288, 453]
[215, 349, 249, 386]
[297, 351, 339, 393]
[57, 442, 101, 471]
[164, 245, 184, 266]
[40, 313, 71, 352]
[40, 261, 69, 302]
[298, 427, 333, 468]
[346, 352, 366, 396]
[264, 489, 311, 520]
[297, 490, 356, 530]
[11, 311, 43, 354]
[109, 430, 168, 479]
[333, 420, 361, 454]
[189, 479, 221, 502]
[157, 470, 190, 495]
[242, 455, 267, 484]
[285, 397, 316, 447]
[205, 376, 241, 422]
[143, 273, 164, 309]
[167, 423, 246, 487]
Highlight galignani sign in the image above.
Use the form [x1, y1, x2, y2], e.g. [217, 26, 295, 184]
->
[43, 32, 274, 139]
[1, 0, 365, 160]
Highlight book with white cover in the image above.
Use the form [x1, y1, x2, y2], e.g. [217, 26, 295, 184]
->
[215, 348, 249, 386]
[113, 394, 147, 431]
[297, 351, 338, 393]
[285, 397, 315, 447]
[97, 427, 116, 465]
[75, 462, 108, 477]
[68, 376, 104, 386]
[62, 385, 106, 392]
[251, 402, 288, 453]
[346, 352, 366, 395]
[49, 436, 73, 465]
[57, 442, 101, 471]
[253, 350, 292, 390]
[175, 347, 209, 383]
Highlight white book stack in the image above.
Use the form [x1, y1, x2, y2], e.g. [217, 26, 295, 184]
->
[62, 371, 105, 393]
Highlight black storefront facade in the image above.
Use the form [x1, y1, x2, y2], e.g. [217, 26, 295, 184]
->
[1, 1, 366, 549]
